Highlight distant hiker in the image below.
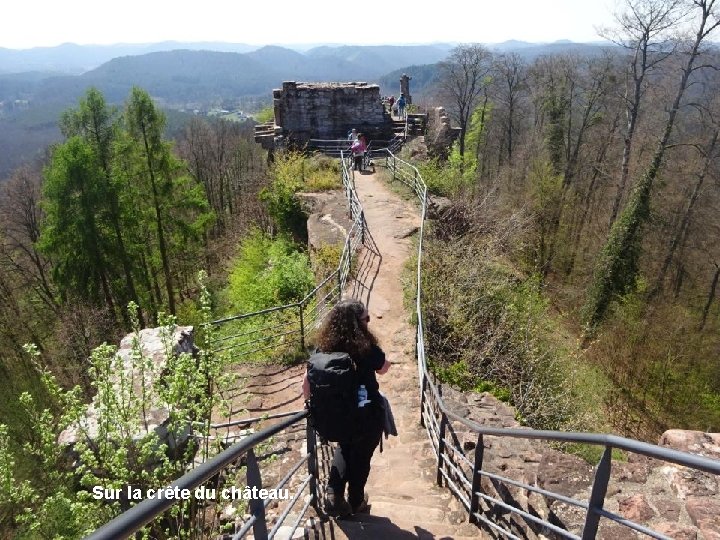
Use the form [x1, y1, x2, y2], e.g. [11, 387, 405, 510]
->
[351, 134, 367, 171]
[348, 128, 358, 141]
[397, 94, 406, 118]
[303, 299, 391, 517]
[388, 95, 395, 115]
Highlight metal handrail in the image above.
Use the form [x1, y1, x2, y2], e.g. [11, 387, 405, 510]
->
[87, 144, 374, 540]
[86, 411, 310, 539]
[90, 144, 719, 539]
[207, 150, 371, 361]
[378, 146, 720, 539]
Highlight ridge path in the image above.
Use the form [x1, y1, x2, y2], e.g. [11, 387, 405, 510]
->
[324, 170, 485, 539]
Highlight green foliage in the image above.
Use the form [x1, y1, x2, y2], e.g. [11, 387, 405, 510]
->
[464, 103, 492, 166]
[543, 87, 568, 173]
[255, 105, 274, 124]
[39, 87, 214, 322]
[40, 136, 114, 304]
[528, 159, 564, 273]
[1, 274, 232, 537]
[416, 157, 470, 197]
[311, 244, 343, 280]
[303, 154, 342, 191]
[583, 173, 652, 330]
[422, 226, 575, 430]
[415, 107, 489, 196]
[225, 231, 314, 313]
[260, 151, 307, 239]
[434, 360, 511, 402]
[586, 292, 720, 436]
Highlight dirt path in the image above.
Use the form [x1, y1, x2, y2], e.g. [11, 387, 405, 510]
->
[325, 170, 482, 539]
[227, 169, 484, 538]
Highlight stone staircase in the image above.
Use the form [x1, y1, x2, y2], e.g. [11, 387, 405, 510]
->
[302, 171, 485, 539]
[390, 113, 427, 139]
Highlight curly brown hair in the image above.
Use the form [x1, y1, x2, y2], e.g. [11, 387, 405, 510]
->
[315, 299, 377, 359]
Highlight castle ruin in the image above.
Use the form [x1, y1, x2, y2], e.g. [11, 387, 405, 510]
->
[255, 81, 394, 149]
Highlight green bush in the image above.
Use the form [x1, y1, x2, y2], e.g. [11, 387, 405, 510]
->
[255, 105, 274, 124]
[260, 152, 307, 239]
[421, 226, 575, 431]
[225, 231, 314, 313]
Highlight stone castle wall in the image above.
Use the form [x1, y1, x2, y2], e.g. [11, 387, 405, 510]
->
[271, 82, 392, 144]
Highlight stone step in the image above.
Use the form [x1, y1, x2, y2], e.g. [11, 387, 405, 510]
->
[305, 514, 488, 540]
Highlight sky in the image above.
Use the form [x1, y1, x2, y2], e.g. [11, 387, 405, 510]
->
[2, 0, 618, 49]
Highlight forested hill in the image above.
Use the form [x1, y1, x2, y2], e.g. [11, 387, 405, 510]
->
[35, 50, 278, 105]
[30, 45, 454, 103]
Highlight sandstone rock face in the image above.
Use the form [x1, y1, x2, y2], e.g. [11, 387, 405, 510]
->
[654, 522, 699, 540]
[619, 494, 656, 522]
[438, 385, 719, 539]
[426, 106, 460, 158]
[59, 326, 197, 447]
[426, 196, 452, 220]
[295, 191, 353, 251]
[686, 497, 720, 540]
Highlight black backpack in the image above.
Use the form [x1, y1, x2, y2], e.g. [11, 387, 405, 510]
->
[306, 351, 361, 443]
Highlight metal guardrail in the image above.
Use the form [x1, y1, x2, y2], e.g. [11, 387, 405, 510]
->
[378, 147, 720, 540]
[206, 150, 377, 363]
[86, 148, 374, 540]
[86, 410, 316, 540]
[89, 143, 719, 539]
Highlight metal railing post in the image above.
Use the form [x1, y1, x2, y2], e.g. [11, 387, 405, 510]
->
[360, 210, 365, 246]
[338, 264, 343, 297]
[306, 419, 318, 510]
[581, 445, 613, 540]
[436, 385, 447, 487]
[246, 448, 269, 540]
[298, 301, 305, 351]
[469, 433, 485, 524]
[419, 370, 427, 427]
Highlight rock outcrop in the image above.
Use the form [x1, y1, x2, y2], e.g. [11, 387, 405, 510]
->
[59, 326, 197, 449]
[441, 385, 720, 539]
[426, 106, 460, 158]
[296, 191, 353, 252]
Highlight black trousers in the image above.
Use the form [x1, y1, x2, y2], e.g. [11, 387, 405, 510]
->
[327, 422, 383, 508]
[353, 155, 363, 171]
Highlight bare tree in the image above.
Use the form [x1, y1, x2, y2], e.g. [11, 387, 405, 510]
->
[0, 166, 58, 313]
[437, 44, 493, 158]
[601, 0, 687, 227]
[491, 53, 527, 167]
[585, 0, 720, 328]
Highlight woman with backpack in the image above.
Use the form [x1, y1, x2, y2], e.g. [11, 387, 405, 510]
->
[302, 299, 391, 517]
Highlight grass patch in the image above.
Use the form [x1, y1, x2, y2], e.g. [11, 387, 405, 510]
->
[304, 168, 341, 191]
[560, 443, 628, 465]
[375, 167, 420, 203]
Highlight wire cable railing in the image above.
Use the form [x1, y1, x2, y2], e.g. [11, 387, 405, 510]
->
[89, 140, 719, 540]
[378, 147, 720, 540]
[85, 148, 373, 540]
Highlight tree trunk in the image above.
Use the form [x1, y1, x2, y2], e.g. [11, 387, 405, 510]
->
[139, 119, 176, 315]
[700, 263, 720, 330]
[585, 3, 717, 328]
[653, 129, 719, 296]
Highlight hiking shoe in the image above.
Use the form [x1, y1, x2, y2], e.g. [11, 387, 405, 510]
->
[351, 493, 370, 514]
[324, 491, 352, 518]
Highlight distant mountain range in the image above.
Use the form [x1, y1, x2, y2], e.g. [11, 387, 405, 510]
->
[0, 40, 612, 180]
[0, 44, 456, 107]
[0, 42, 260, 74]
